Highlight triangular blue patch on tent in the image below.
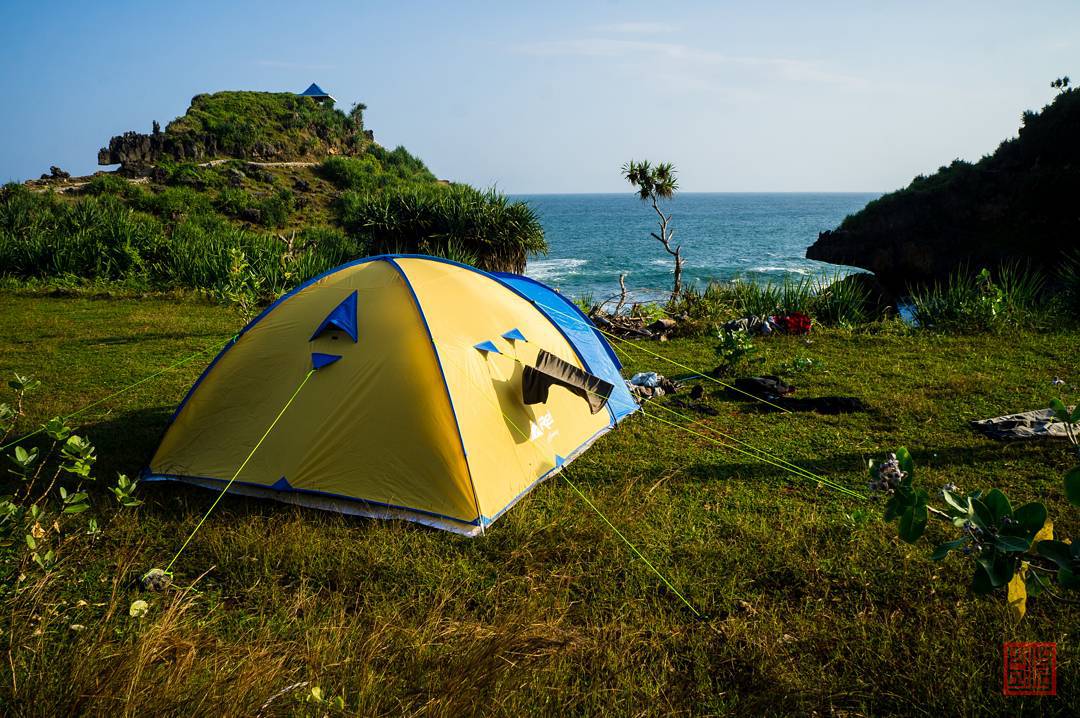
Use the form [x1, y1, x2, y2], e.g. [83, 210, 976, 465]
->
[271, 476, 292, 491]
[501, 328, 527, 342]
[474, 340, 501, 354]
[555, 454, 566, 468]
[310, 291, 358, 342]
[311, 352, 342, 370]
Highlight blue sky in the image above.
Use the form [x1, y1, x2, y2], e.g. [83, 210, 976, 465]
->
[0, 1, 1075, 192]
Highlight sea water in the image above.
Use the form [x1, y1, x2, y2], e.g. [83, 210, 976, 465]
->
[514, 192, 879, 302]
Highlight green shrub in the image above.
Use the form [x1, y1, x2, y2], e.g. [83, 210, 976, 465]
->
[909, 264, 1046, 332]
[1059, 249, 1080, 313]
[336, 184, 545, 272]
[811, 271, 869, 326]
[257, 189, 294, 228]
[317, 148, 436, 195]
[165, 91, 366, 159]
[83, 173, 143, 200]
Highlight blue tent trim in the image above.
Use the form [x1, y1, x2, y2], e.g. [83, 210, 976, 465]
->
[493, 272, 623, 371]
[143, 471, 484, 528]
[493, 272, 636, 422]
[473, 340, 501, 354]
[501, 328, 527, 342]
[311, 352, 342, 370]
[384, 257, 483, 524]
[156, 254, 639, 490]
[310, 290, 358, 342]
[143, 251, 635, 531]
[144, 419, 614, 531]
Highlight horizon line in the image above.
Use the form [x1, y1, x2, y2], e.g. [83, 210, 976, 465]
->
[505, 189, 883, 196]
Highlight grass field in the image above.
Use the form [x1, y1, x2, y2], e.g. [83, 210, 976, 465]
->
[0, 292, 1077, 716]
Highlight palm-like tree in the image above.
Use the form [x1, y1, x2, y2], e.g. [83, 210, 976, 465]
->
[622, 160, 682, 302]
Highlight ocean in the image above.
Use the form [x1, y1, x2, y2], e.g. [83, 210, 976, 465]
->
[513, 192, 880, 303]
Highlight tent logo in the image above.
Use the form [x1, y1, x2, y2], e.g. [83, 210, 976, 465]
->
[529, 413, 557, 442]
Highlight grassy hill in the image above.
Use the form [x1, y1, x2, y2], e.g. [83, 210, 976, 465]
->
[98, 90, 373, 166]
[4, 91, 545, 300]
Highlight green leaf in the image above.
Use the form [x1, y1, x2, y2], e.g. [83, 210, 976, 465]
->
[24, 534, 36, 550]
[1065, 466, 1080, 508]
[63, 504, 89, 514]
[895, 446, 914, 480]
[931, 537, 969, 561]
[971, 499, 994, 529]
[1060, 567, 1080, 590]
[1011, 502, 1047, 536]
[883, 495, 901, 522]
[942, 489, 970, 516]
[1037, 540, 1076, 570]
[977, 553, 1014, 588]
[971, 563, 994, 594]
[994, 535, 1031, 553]
[983, 489, 1012, 523]
[898, 501, 928, 543]
[1025, 569, 1045, 597]
[1050, 398, 1070, 422]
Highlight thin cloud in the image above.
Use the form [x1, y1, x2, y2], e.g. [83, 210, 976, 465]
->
[257, 59, 337, 71]
[602, 21, 678, 34]
[516, 38, 866, 88]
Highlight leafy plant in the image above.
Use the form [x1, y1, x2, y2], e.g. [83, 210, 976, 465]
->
[622, 160, 682, 303]
[1049, 398, 1080, 506]
[908, 264, 1046, 332]
[336, 184, 545, 272]
[0, 374, 142, 572]
[111, 474, 142, 508]
[869, 445, 1075, 620]
[714, 329, 758, 376]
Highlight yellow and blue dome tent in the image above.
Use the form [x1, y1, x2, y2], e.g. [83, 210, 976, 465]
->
[145, 255, 637, 535]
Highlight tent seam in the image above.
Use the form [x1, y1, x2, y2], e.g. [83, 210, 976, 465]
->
[383, 257, 486, 529]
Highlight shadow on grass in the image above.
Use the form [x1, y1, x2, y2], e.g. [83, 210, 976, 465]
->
[71, 330, 233, 347]
[680, 440, 1067, 491]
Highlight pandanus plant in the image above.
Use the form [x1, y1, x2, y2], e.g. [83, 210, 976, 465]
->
[622, 160, 682, 304]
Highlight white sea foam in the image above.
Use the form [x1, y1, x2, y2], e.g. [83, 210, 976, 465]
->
[526, 258, 587, 281]
[747, 265, 811, 275]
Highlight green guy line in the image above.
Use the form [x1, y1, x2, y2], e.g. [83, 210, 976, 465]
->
[165, 367, 315, 574]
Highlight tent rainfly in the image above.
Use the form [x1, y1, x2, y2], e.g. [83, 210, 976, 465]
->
[144, 255, 637, 535]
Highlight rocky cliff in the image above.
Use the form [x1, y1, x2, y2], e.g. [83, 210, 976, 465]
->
[807, 88, 1080, 292]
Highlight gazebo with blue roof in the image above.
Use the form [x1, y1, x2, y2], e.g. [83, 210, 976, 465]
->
[297, 83, 336, 105]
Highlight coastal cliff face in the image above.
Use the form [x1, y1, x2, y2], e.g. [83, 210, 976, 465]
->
[807, 88, 1080, 292]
